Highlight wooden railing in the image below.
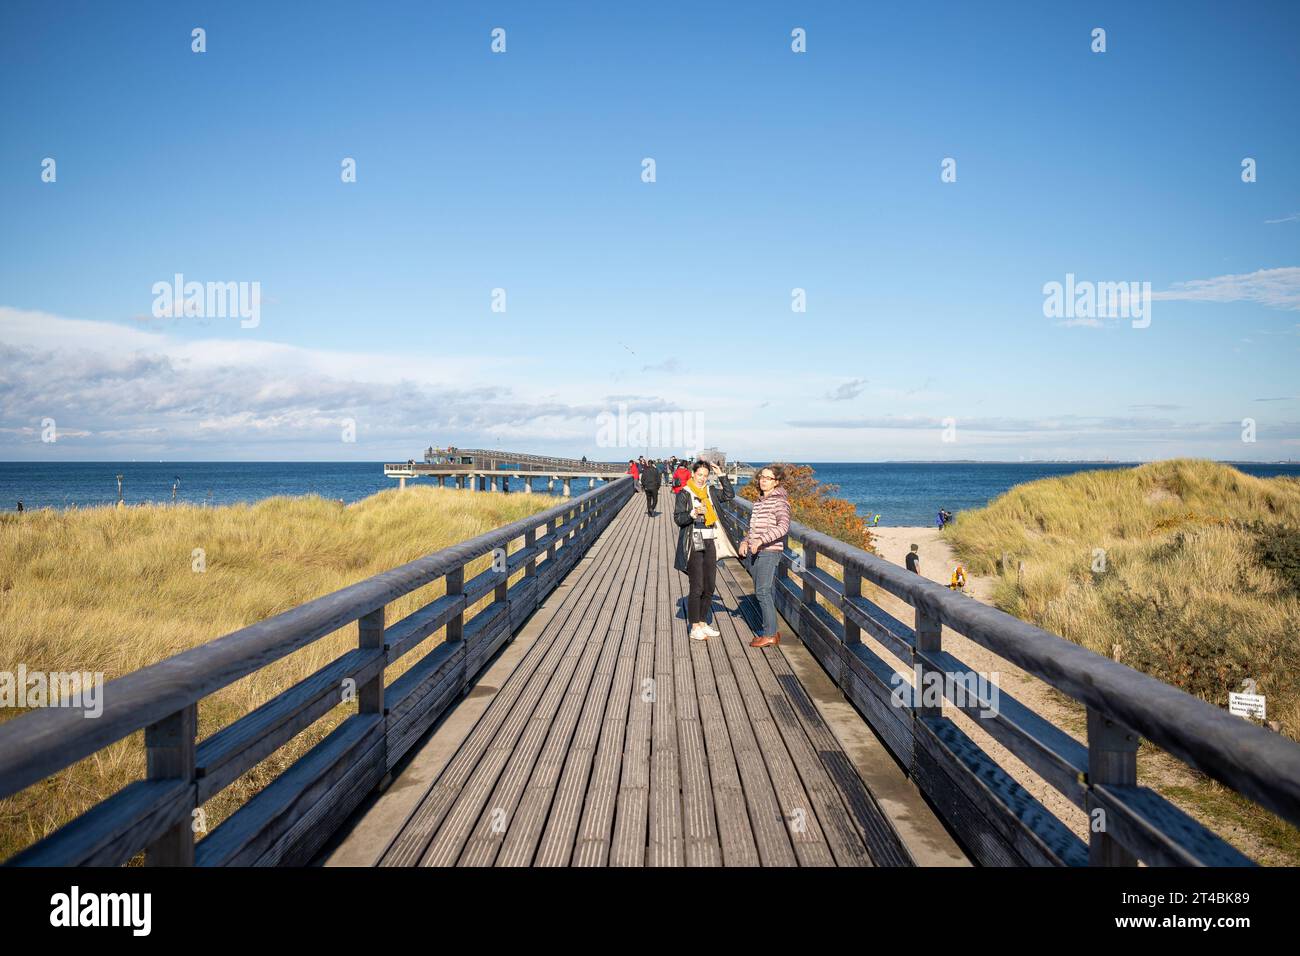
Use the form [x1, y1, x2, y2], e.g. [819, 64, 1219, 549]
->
[719, 496, 1300, 866]
[388, 462, 622, 475]
[414, 448, 628, 473]
[0, 477, 633, 866]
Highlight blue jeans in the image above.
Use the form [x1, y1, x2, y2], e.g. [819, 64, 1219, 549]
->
[748, 550, 780, 637]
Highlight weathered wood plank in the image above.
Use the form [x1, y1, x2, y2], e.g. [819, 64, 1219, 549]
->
[380, 500, 641, 866]
[1089, 784, 1255, 867]
[920, 647, 1088, 809]
[704, 624, 798, 865]
[456, 504, 649, 866]
[647, 505, 686, 867]
[196, 647, 384, 803]
[597, 506, 659, 866]
[6, 780, 192, 867]
[385, 592, 466, 664]
[665, 511, 723, 866]
[916, 715, 1088, 867]
[710, 575, 841, 867]
[531, 508, 650, 865]
[196, 713, 383, 867]
[717, 561, 909, 866]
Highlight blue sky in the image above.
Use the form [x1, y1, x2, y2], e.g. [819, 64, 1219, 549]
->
[1, 0, 1298, 461]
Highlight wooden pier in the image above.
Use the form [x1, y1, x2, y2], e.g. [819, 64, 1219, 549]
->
[2, 474, 1299, 867]
[384, 447, 752, 494]
[360, 487, 911, 866]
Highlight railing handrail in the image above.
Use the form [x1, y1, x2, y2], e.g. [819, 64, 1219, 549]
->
[412, 448, 630, 472]
[386, 462, 624, 473]
[0, 477, 632, 805]
[725, 495, 1300, 832]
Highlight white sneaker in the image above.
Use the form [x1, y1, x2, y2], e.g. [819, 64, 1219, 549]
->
[689, 623, 709, 641]
[700, 623, 721, 638]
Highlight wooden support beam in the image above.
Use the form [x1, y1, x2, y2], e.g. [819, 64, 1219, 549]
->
[143, 704, 197, 866]
[1087, 708, 1139, 866]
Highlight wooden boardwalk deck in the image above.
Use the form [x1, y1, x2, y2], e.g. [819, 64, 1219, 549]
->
[377, 491, 913, 867]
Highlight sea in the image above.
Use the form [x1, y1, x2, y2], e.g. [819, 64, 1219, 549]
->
[4, 460, 1299, 527]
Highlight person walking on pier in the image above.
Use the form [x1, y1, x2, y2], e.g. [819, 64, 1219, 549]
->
[737, 465, 790, 648]
[641, 457, 662, 516]
[675, 460, 735, 641]
[627, 459, 640, 492]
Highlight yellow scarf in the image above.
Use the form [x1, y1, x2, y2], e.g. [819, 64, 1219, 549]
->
[687, 480, 717, 526]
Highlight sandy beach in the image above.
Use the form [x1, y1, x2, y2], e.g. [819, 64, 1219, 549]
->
[868, 526, 994, 601]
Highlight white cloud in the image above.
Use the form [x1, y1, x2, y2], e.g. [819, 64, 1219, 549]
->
[0, 307, 698, 456]
[1152, 267, 1300, 311]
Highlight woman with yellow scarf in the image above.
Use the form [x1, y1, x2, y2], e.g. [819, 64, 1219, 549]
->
[673, 459, 735, 641]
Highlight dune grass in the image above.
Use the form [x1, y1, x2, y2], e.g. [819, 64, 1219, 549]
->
[943, 458, 1300, 860]
[0, 486, 558, 861]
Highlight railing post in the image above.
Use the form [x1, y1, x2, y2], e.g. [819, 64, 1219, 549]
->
[801, 543, 817, 607]
[495, 543, 509, 604]
[446, 566, 465, 645]
[1086, 708, 1139, 866]
[913, 602, 943, 725]
[547, 516, 559, 563]
[358, 607, 385, 716]
[843, 565, 862, 646]
[144, 703, 197, 866]
[524, 527, 537, 578]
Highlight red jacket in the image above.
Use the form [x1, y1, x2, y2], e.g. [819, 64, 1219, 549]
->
[672, 466, 690, 492]
[627, 463, 639, 478]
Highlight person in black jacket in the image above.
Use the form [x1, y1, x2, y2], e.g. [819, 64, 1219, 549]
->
[674, 460, 735, 641]
[640, 458, 662, 515]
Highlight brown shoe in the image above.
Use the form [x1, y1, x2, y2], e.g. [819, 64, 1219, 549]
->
[749, 632, 781, 648]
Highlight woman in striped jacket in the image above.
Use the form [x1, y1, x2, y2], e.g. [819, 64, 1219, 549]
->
[737, 465, 791, 648]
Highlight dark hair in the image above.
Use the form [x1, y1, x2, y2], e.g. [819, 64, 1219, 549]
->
[758, 464, 785, 484]
[690, 459, 711, 473]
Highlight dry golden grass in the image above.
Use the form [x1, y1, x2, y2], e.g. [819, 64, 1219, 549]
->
[943, 458, 1300, 859]
[0, 486, 558, 860]
[943, 458, 1300, 737]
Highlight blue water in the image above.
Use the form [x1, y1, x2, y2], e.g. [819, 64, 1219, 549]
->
[2, 461, 1298, 526]
[757, 461, 1300, 526]
[0, 462, 616, 511]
